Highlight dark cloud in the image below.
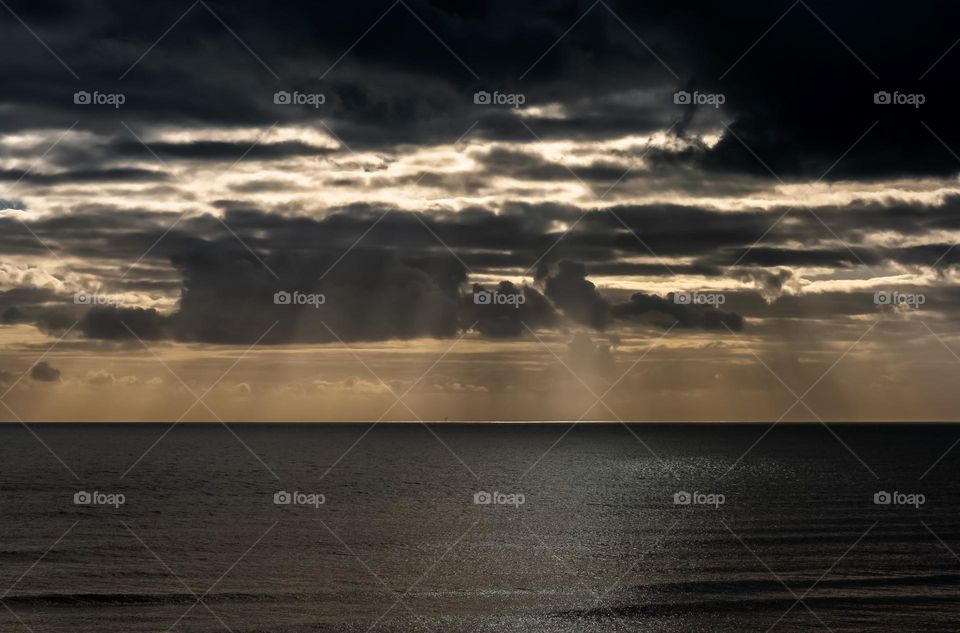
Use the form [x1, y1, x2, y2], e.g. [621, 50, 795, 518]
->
[731, 268, 796, 302]
[104, 139, 338, 163]
[466, 281, 558, 338]
[6, 193, 960, 299]
[539, 260, 746, 333]
[227, 179, 310, 194]
[0, 0, 954, 180]
[172, 247, 467, 344]
[0, 167, 167, 185]
[3, 246, 748, 347]
[0, 287, 79, 332]
[6, 192, 960, 348]
[542, 261, 611, 330]
[30, 361, 61, 382]
[611, 292, 744, 332]
[79, 306, 172, 341]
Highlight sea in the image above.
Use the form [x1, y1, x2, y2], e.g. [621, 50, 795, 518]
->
[1, 423, 958, 632]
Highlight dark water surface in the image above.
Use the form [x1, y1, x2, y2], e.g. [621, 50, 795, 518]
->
[1, 423, 959, 632]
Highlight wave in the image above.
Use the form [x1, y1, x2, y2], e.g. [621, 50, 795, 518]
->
[614, 572, 960, 595]
[2, 591, 279, 607]
[564, 593, 959, 620]
[564, 574, 960, 619]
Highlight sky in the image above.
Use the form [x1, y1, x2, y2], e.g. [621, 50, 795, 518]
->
[2, 0, 960, 421]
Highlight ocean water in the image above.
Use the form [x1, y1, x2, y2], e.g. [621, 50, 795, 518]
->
[1, 423, 959, 632]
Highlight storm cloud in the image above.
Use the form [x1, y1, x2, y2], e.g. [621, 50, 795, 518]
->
[30, 361, 61, 382]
